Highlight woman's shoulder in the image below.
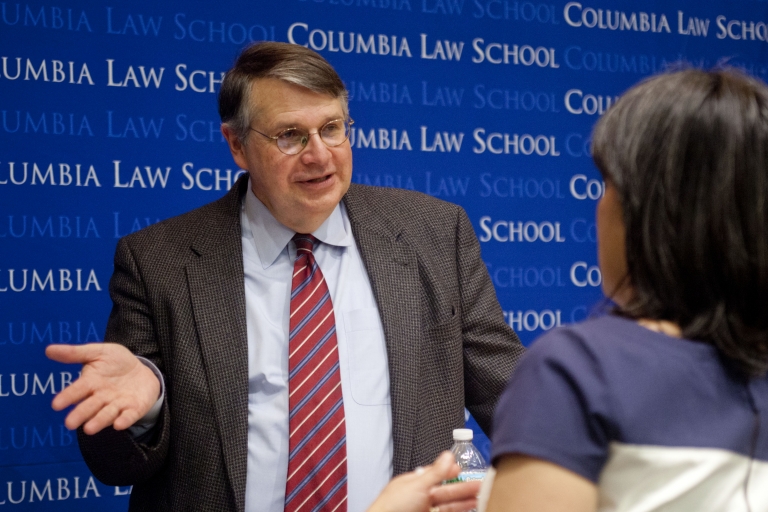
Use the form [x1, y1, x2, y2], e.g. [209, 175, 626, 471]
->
[489, 315, 636, 481]
[501, 313, 726, 435]
[491, 314, 730, 482]
[524, 314, 717, 374]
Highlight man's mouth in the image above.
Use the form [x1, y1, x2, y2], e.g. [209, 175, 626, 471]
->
[304, 175, 331, 183]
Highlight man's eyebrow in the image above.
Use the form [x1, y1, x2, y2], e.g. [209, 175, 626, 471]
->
[270, 115, 344, 132]
[271, 123, 299, 132]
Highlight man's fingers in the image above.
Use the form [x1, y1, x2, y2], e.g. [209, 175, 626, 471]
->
[82, 402, 122, 435]
[51, 377, 93, 411]
[46, 343, 104, 365]
[63, 394, 109, 430]
[48, 343, 153, 435]
[113, 408, 142, 431]
[61, 388, 146, 434]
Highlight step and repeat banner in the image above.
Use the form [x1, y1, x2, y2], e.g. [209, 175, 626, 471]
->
[2, 0, 768, 509]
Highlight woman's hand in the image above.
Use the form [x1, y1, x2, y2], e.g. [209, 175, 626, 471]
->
[367, 452, 481, 512]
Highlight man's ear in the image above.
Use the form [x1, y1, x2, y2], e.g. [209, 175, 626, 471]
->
[221, 124, 249, 170]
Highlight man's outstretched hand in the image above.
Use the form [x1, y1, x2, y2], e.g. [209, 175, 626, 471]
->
[46, 343, 160, 435]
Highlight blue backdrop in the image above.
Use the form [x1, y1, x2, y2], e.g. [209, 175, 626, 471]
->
[2, 0, 768, 509]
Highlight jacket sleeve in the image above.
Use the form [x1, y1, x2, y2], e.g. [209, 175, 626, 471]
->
[455, 206, 526, 436]
[77, 236, 171, 486]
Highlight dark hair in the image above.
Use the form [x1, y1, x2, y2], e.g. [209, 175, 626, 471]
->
[591, 68, 768, 377]
[218, 42, 349, 142]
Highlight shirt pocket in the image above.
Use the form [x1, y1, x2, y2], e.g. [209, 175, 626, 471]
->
[343, 308, 391, 406]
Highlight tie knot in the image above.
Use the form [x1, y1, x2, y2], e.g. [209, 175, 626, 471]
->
[293, 233, 317, 254]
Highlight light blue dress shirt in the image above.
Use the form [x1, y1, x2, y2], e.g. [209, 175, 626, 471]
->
[132, 186, 394, 512]
[242, 187, 394, 512]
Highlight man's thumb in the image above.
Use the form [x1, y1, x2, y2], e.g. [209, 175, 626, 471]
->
[46, 343, 103, 364]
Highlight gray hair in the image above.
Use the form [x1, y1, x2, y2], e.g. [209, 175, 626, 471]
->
[218, 42, 349, 143]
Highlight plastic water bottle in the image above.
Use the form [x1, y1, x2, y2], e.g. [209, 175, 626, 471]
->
[449, 428, 487, 482]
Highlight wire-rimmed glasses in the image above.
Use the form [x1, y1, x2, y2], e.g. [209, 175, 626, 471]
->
[249, 118, 354, 155]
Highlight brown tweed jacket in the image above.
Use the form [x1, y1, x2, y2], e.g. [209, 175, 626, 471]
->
[78, 175, 524, 511]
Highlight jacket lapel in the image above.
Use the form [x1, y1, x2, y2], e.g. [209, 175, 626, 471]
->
[186, 177, 249, 512]
[344, 185, 422, 475]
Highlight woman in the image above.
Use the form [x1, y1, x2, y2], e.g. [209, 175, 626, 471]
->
[369, 68, 768, 512]
[482, 69, 768, 511]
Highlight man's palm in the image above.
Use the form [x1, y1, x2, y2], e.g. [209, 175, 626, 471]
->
[46, 343, 160, 434]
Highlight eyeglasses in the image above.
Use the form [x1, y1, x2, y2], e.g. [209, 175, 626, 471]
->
[249, 118, 354, 155]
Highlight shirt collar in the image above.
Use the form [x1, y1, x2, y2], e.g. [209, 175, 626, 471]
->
[243, 181, 353, 269]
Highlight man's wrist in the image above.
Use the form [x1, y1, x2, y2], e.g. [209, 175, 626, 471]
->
[128, 357, 165, 436]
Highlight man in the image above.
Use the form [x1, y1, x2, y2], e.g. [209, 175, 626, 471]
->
[47, 42, 524, 512]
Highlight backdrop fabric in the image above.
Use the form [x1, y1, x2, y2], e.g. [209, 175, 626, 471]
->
[2, 1, 768, 509]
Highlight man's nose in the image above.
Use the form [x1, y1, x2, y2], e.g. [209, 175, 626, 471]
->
[300, 132, 332, 164]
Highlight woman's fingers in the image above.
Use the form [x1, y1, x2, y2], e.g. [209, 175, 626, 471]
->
[431, 481, 482, 506]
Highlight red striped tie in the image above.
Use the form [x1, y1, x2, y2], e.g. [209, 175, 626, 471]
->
[285, 234, 347, 512]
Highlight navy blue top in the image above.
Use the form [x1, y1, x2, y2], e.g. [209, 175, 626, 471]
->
[491, 315, 768, 483]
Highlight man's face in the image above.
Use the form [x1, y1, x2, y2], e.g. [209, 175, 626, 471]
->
[223, 78, 352, 233]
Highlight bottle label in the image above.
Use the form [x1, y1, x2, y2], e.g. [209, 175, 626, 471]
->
[445, 470, 486, 483]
